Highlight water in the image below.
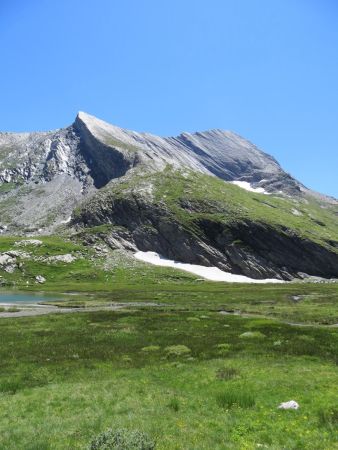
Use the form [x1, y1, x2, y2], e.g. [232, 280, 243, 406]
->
[0, 292, 60, 304]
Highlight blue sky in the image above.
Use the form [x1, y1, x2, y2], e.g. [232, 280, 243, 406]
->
[1, 0, 337, 197]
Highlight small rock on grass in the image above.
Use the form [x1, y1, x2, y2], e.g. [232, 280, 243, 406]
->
[15, 239, 43, 247]
[35, 275, 46, 284]
[278, 400, 299, 410]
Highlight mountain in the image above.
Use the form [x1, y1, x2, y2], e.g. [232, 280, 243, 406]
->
[0, 112, 337, 281]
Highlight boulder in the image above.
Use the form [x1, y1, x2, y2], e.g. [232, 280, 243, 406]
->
[15, 239, 43, 247]
[35, 275, 46, 284]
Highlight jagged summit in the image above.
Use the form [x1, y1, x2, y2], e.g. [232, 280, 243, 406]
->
[76, 111, 130, 141]
[76, 111, 231, 142]
[73, 112, 302, 192]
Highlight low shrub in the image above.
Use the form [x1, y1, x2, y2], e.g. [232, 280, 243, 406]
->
[88, 428, 156, 450]
[6, 307, 20, 313]
[121, 355, 132, 363]
[297, 335, 315, 343]
[141, 345, 160, 352]
[215, 343, 231, 355]
[239, 331, 266, 339]
[164, 345, 191, 358]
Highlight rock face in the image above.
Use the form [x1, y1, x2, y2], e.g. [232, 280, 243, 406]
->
[0, 111, 337, 280]
[74, 190, 338, 280]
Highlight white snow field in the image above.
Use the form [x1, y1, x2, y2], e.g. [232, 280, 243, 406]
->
[230, 180, 269, 194]
[135, 251, 284, 283]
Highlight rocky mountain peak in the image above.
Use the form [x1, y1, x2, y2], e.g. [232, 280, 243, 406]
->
[71, 113, 304, 194]
[0, 112, 336, 235]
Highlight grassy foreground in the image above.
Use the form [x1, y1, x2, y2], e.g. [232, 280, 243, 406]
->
[0, 235, 337, 448]
[0, 293, 337, 449]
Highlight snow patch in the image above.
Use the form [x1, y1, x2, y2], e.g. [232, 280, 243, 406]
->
[134, 251, 284, 283]
[60, 216, 72, 224]
[230, 181, 269, 195]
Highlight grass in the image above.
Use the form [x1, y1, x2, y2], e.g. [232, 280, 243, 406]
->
[74, 167, 338, 252]
[0, 234, 337, 326]
[0, 306, 20, 313]
[0, 181, 17, 194]
[317, 406, 338, 431]
[216, 366, 239, 380]
[0, 230, 337, 448]
[167, 398, 180, 412]
[102, 135, 142, 153]
[5, 306, 20, 312]
[151, 168, 338, 248]
[0, 303, 336, 449]
[216, 386, 256, 409]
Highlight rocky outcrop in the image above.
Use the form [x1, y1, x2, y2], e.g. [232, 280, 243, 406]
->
[44, 254, 76, 264]
[73, 114, 136, 189]
[196, 218, 338, 279]
[73, 192, 338, 280]
[14, 239, 43, 247]
[0, 253, 17, 273]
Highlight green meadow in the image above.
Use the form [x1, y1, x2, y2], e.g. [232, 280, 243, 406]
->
[0, 236, 337, 449]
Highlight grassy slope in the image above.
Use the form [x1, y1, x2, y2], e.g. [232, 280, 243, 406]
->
[0, 235, 198, 292]
[153, 169, 338, 249]
[75, 167, 338, 252]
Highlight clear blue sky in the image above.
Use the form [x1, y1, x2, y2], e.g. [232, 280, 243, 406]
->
[1, 0, 337, 197]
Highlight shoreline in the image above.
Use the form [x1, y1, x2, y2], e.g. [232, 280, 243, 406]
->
[0, 301, 161, 318]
